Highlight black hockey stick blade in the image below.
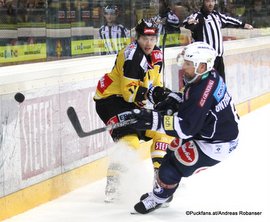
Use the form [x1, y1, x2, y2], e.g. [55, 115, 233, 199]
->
[67, 106, 110, 137]
[67, 106, 137, 138]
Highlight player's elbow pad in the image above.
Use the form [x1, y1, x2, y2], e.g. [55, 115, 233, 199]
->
[134, 86, 148, 102]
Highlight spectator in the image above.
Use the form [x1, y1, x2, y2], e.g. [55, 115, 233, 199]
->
[6, 0, 15, 15]
[248, 0, 269, 28]
[0, 0, 5, 8]
[151, 0, 181, 47]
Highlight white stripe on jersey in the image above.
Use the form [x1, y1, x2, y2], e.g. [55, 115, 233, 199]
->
[219, 13, 243, 26]
[184, 11, 243, 57]
[173, 116, 193, 139]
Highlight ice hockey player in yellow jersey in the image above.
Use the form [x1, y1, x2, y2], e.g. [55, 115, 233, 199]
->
[94, 19, 174, 202]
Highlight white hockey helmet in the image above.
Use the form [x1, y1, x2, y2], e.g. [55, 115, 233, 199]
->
[177, 41, 217, 83]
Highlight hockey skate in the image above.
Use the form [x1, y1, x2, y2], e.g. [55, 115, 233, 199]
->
[104, 175, 120, 203]
[133, 192, 172, 214]
[104, 162, 124, 203]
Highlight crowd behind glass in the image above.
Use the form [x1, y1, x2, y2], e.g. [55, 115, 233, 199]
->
[0, 0, 269, 66]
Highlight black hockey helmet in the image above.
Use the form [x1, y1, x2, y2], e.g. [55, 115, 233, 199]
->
[135, 19, 159, 37]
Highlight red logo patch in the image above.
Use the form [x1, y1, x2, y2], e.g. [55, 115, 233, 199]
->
[175, 141, 198, 166]
[151, 50, 163, 64]
[168, 138, 182, 151]
[97, 73, 113, 94]
[106, 116, 119, 134]
[144, 28, 156, 35]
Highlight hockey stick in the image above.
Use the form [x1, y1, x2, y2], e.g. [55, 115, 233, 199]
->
[162, 20, 167, 89]
[67, 107, 137, 138]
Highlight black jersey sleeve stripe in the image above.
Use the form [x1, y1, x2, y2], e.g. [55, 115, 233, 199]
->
[211, 14, 221, 55]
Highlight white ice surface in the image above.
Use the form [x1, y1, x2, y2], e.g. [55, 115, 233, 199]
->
[4, 104, 270, 222]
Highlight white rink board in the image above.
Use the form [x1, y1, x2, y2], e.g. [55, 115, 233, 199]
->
[0, 36, 270, 199]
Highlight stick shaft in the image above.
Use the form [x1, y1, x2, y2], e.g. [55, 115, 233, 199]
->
[162, 30, 167, 88]
[67, 107, 136, 138]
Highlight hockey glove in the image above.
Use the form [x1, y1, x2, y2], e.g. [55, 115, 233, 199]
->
[155, 92, 183, 115]
[128, 109, 162, 131]
[147, 86, 171, 104]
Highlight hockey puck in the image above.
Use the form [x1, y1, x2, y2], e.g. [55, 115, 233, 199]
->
[14, 92, 25, 103]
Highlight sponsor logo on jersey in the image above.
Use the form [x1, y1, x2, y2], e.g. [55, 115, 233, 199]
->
[155, 142, 168, 151]
[199, 79, 214, 107]
[174, 141, 199, 166]
[124, 42, 136, 60]
[118, 111, 132, 122]
[213, 78, 226, 102]
[143, 28, 156, 35]
[214, 144, 222, 154]
[164, 115, 174, 131]
[229, 140, 238, 153]
[215, 92, 231, 112]
[151, 50, 163, 64]
[97, 73, 113, 94]
[106, 115, 119, 134]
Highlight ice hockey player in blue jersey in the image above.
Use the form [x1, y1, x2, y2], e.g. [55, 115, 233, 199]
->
[126, 41, 240, 214]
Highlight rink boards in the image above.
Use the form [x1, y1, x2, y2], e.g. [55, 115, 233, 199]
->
[0, 36, 270, 220]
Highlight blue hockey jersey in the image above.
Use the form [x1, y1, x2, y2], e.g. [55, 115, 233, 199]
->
[162, 70, 239, 143]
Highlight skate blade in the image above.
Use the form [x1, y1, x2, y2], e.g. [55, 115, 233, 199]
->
[104, 196, 116, 203]
[130, 210, 141, 215]
[161, 202, 170, 208]
[104, 193, 121, 203]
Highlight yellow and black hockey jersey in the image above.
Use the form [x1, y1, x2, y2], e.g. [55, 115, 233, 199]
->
[94, 41, 163, 105]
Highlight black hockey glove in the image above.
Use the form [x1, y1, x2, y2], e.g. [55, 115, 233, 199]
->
[147, 86, 171, 104]
[155, 92, 183, 115]
[128, 109, 162, 131]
